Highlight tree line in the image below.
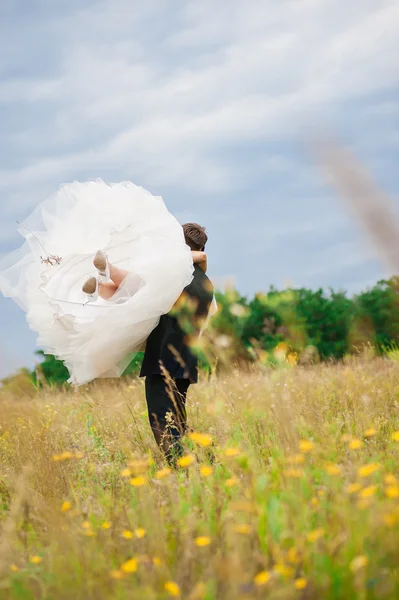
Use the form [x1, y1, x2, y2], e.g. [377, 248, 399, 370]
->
[2, 277, 399, 389]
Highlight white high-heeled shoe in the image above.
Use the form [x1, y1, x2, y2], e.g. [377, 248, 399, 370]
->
[82, 276, 99, 302]
[93, 250, 110, 282]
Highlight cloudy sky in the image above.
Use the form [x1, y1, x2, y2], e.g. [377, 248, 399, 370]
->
[1, 0, 399, 377]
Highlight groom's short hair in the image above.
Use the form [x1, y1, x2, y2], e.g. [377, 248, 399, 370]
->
[183, 223, 208, 251]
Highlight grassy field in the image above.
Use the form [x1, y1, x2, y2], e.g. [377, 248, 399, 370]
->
[1, 357, 399, 599]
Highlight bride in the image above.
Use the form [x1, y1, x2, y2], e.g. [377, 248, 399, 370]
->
[0, 180, 208, 385]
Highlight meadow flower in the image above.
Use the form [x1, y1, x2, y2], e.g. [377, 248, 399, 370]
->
[153, 557, 162, 566]
[177, 455, 195, 468]
[364, 428, 377, 437]
[232, 524, 252, 534]
[200, 466, 213, 478]
[120, 468, 131, 477]
[325, 463, 341, 476]
[359, 485, 377, 498]
[10, 564, 19, 572]
[30, 556, 42, 565]
[311, 497, 319, 507]
[347, 483, 362, 494]
[384, 474, 397, 485]
[121, 558, 137, 573]
[110, 570, 124, 579]
[135, 528, 146, 539]
[385, 485, 399, 499]
[122, 530, 134, 539]
[164, 581, 181, 596]
[391, 431, 399, 442]
[299, 440, 314, 453]
[287, 547, 300, 564]
[188, 432, 213, 447]
[286, 454, 305, 465]
[82, 521, 91, 529]
[195, 536, 211, 547]
[295, 578, 308, 590]
[224, 447, 241, 457]
[254, 571, 270, 586]
[61, 501, 72, 512]
[307, 528, 324, 543]
[357, 463, 381, 478]
[155, 467, 172, 479]
[349, 439, 363, 450]
[226, 477, 238, 487]
[130, 476, 147, 487]
[102, 522, 112, 529]
[350, 555, 368, 572]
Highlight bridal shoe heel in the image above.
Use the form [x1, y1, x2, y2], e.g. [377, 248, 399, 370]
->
[82, 276, 99, 302]
[93, 250, 110, 282]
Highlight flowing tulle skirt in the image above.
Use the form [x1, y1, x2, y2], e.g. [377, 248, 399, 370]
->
[0, 180, 194, 385]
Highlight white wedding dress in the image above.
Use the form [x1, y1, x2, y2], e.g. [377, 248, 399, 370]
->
[0, 181, 195, 385]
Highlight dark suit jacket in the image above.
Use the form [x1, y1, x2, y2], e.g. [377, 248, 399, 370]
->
[140, 265, 214, 383]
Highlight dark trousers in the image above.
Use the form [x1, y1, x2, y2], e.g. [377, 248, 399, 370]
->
[145, 374, 190, 464]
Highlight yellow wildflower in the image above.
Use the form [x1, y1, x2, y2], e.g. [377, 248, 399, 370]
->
[287, 454, 305, 465]
[110, 569, 124, 579]
[299, 440, 314, 453]
[325, 463, 341, 476]
[364, 428, 377, 437]
[295, 578, 308, 590]
[155, 467, 172, 480]
[122, 530, 134, 539]
[10, 564, 19, 572]
[153, 557, 162, 566]
[357, 463, 381, 478]
[392, 431, 399, 442]
[102, 522, 112, 530]
[311, 497, 319, 507]
[188, 432, 213, 447]
[349, 439, 363, 450]
[30, 556, 42, 565]
[82, 521, 91, 529]
[384, 474, 397, 485]
[347, 483, 362, 494]
[350, 555, 368, 572]
[120, 468, 131, 477]
[307, 528, 324, 543]
[226, 478, 237, 487]
[254, 571, 270, 586]
[232, 524, 252, 534]
[224, 447, 240, 457]
[61, 501, 72, 512]
[177, 455, 195, 468]
[164, 581, 181, 597]
[121, 558, 137, 573]
[84, 529, 95, 537]
[385, 485, 399, 499]
[195, 536, 211, 547]
[200, 466, 213, 478]
[359, 485, 377, 498]
[130, 476, 147, 487]
[135, 528, 146, 539]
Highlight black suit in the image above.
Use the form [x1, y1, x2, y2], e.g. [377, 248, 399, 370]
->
[140, 265, 214, 462]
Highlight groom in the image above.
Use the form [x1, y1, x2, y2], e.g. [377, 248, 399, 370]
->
[140, 223, 214, 464]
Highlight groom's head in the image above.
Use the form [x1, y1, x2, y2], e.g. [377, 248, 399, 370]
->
[183, 223, 208, 251]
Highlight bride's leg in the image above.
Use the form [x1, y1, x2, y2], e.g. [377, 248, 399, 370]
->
[109, 263, 129, 287]
[98, 281, 118, 300]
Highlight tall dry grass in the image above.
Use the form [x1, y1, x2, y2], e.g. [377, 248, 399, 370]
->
[1, 358, 399, 599]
